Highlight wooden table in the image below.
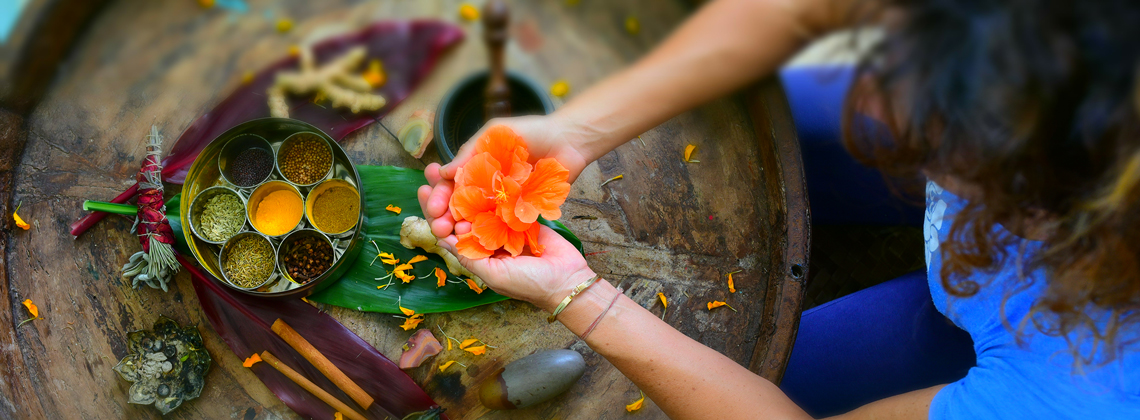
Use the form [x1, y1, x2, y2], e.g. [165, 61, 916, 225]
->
[0, 0, 809, 418]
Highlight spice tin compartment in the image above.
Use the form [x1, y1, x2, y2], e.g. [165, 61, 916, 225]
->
[180, 118, 365, 299]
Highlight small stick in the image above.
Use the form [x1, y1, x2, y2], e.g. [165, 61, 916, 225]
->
[272, 319, 375, 410]
[259, 351, 367, 420]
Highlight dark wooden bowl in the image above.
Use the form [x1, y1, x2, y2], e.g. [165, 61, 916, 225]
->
[435, 70, 555, 163]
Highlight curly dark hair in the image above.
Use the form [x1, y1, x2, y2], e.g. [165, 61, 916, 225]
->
[843, 0, 1140, 365]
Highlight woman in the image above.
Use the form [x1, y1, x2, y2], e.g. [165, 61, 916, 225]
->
[418, 0, 1140, 418]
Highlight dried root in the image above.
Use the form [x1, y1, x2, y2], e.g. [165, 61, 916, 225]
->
[397, 110, 435, 159]
[268, 46, 387, 118]
[400, 216, 484, 287]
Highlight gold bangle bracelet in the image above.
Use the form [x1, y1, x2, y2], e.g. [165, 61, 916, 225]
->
[547, 274, 603, 323]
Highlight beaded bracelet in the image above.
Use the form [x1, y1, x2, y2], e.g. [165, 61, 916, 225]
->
[581, 286, 623, 340]
[547, 274, 603, 323]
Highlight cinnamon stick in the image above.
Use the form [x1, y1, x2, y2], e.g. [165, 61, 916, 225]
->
[272, 319, 375, 409]
[259, 351, 367, 420]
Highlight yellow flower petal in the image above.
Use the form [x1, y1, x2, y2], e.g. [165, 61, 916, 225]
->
[459, 338, 479, 349]
[386, 204, 402, 214]
[335, 412, 343, 420]
[408, 255, 429, 264]
[243, 353, 262, 368]
[684, 144, 698, 162]
[625, 16, 640, 35]
[22, 299, 37, 318]
[656, 293, 667, 309]
[550, 80, 570, 98]
[707, 300, 737, 312]
[198, 0, 214, 9]
[13, 204, 29, 230]
[400, 314, 425, 331]
[459, 3, 479, 21]
[288, 45, 301, 57]
[438, 360, 457, 372]
[626, 391, 645, 412]
[728, 272, 736, 293]
[463, 345, 487, 356]
[399, 304, 415, 316]
[276, 18, 293, 33]
[363, 59, 386, 88]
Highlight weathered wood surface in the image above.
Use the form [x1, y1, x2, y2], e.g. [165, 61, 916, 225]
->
[1, 0, 808, 419]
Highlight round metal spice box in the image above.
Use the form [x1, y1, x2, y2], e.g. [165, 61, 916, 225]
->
[179, 118, 366, 298]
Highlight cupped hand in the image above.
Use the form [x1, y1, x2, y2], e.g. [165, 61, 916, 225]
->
[436, 225, 593, 312]
[417, 114, 593, 239]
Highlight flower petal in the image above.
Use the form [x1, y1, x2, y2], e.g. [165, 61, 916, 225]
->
[472, 213, 525, 256]
[455, 152, 501, 190]
[524, 222, 545, 256]
[456, 232, 495, 259]
[450, 185, 495, 222]
[474, 126, 531, 182]
[515, 158, 571, 223]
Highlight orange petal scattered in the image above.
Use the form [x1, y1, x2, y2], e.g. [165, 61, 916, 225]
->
[728, 272, 737, 293]
[386, 204, 402, 215]
[463, 345, 487, 356]
[459, 3, 479, 21]
[407, 255, 429, 264]
[13, 204, 29, 230]
[399, 304, 415, 316]
[435, 268, 447, 288]
[439, 360, 457, 372]
[707, 301, 737, 312]
[684, 144, 698, 162]
[465, 278, 485, 294]
[243, 353, 262, 367]
[335, 412, 343, 420]
[459, 338, 479, 349]
[22, 299, 38, 318]
[656, 293, 667, 309]
[400, 314, 425, 331]
[288, 45, 301, 57]
[394, 263, 415, 283]
[626, 391, 645, 412]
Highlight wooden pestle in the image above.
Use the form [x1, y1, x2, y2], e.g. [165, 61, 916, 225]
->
[271, 319, 375, 410]
[483, 0, 511, 119]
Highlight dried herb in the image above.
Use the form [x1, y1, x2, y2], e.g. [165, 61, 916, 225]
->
[199, 194, 244, 242]
[113, 317, 211, 415]
[223, 236, 275, 288]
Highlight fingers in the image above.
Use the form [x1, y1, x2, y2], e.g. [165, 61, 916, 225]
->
[454, 221, 472, 235]
[424, 162, 443, 185]
[417, 185, 432, 218]
[424, 179, 453, 220]
[430, 212, 457, 239]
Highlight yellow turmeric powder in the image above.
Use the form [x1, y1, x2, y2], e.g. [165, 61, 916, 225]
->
[254, 190, 303, 236]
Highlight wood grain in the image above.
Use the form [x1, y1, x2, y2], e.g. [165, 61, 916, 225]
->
[3, 0, 807, 419]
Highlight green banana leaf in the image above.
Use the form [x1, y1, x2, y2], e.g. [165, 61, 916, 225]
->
[308, 165, 581, 314]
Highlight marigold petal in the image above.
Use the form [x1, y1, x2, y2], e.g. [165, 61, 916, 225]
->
[243, 353, 262, 368]
[684, 144, 697, 162]
[400, 314, 425, 331]
[657, 293, 667, 309]
[626, 393, 645, 412]
[399, 304, 415, 316]
[515, 158, 571, 223]
[335, 412, 344, 420]
[466, 278, 485, 294]
[13, 204, 29, 230]
[408, 255, 429, 264]
[439, 360, 457, 372]
[435, 268, 447, 288]
[386, 204, 402, 214]
[463, 345, 487, 355]
[450, 185, 496, 222]
[459, 338, 479, 349]
[22, 299, 37, 318]
[456, 232, 495, 259]
[728, 273, 736, 293]
[707, 301, 726, 310]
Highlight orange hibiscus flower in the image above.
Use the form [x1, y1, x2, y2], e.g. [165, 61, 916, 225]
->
[449, 126, 571, 259]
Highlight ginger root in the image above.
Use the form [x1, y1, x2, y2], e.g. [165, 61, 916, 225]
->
[396, 110, 434, 159]
[268, 46, 387, 118]
[400, 216, 484, 287]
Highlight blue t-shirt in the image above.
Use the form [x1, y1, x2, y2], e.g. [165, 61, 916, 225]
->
[924, 182, 1140, 419]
